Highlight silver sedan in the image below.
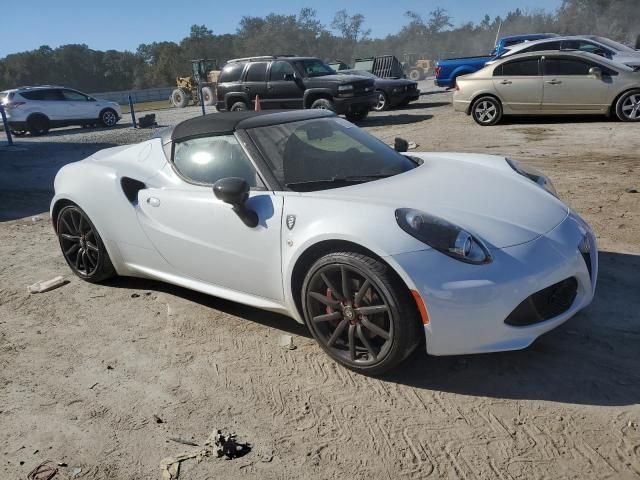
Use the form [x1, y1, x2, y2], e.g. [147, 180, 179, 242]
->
[453, 50, 640, 125]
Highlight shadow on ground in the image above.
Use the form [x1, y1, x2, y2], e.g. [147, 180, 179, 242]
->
[501, 114, 615, 126]
[101, 250, 639, 407]
[365, 114, 433, 126]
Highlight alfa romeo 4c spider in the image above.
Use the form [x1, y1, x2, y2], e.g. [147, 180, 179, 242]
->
[51, 110, 597, 374]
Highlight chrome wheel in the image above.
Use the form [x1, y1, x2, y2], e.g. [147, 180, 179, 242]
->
[305, 263, 394, 367]
[621, 94, 640, 120]
[101, 110, 117, 127]
[474, 101, 497, 123]
[58, 207, 100, 277]
[374, 91, 387, 111]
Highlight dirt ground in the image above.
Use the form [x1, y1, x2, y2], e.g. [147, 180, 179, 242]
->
[1, 84, 639, 480]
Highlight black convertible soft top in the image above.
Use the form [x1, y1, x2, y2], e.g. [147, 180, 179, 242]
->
[170, 110, 336, 142]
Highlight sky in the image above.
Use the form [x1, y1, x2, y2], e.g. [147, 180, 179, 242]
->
[1, 0, 563, 58]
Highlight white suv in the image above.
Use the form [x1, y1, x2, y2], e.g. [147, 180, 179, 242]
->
[1, 86, 122, 136]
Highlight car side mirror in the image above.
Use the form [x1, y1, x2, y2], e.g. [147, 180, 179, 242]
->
[213, 177, 259, 228]
[87, 97, 96, 102]
[589, 67, 603, 79]
[284, 73, 296, 81]
[394, 137, 409, 153]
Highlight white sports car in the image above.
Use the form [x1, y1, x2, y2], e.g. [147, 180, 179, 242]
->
[51, 110, 597, 374]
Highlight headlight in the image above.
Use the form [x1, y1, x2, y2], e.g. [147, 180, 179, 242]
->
[392, 87, 404, 94]
[506, 158, 558, 197]
[395, 208, 492, 264]
[338, 84, 354, 92]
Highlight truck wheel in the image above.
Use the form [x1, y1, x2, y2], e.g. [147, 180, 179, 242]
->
[230, 101, 248, 111]
[408, 69, 421, 81]
[471, 96, 503, 126]
[373, 91, 389, 112]
[345, 108, 369, 122]
[201, 86, 215, 106]
[27, 114, 50, 136]
[310, 98, 335, 111]
[171, 89, 189, 108]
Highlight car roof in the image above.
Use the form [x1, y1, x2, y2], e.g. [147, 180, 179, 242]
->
[225, 56, 318, 64]
[171, 109, 336, 141]
[501, 33, 558, 42]
[495, 49, 627, 69]
[502, 35, 603, 56]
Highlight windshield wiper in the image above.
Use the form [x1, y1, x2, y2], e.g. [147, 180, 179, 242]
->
[285, 173, 393, 188]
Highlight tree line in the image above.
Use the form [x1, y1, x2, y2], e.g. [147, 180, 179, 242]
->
[1, 0, 638, 93]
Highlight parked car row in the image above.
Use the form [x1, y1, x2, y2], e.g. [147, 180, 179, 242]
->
[1, 86, 122, 136]
[438, 34, 640, 126]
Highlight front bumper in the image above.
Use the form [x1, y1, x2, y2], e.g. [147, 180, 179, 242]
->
[333, 93, 378, 114]
[390, 212, 597, 356]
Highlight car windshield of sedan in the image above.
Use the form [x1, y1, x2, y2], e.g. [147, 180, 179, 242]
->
[249, 117, 417, 191]
[589, 36, 636, 52]
[295, 59, 336, 77]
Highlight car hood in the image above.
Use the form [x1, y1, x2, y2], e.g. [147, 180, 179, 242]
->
[308, 152, 569, 249]
[305, 74, 372, 85]
[615, 54, 640, 65]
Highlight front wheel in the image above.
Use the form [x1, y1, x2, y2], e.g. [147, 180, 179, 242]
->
[100, 109, 118, 127]
[57, 205, 116, 283]
[171, 89, 189, 108]
[615, 89, 640, 122]
[201, 86, 215, 106]
[373, 90, 389, 111]
[302, 252, 421, 375]
[471, 96, 503, 126]
[310, 98, 335, 111]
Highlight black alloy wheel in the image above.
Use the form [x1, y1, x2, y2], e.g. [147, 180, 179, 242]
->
[57, 205, 115, 282]
[302, 252, 421, 375]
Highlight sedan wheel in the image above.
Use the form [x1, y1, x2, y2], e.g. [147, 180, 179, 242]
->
[616, 90, 640, 122]
[100, 109, 118, 127]
[471, 96, 502, 126]
[302, 252, 421, 375]
[57, 205, 115, 282]
[373, 91, 388, 111]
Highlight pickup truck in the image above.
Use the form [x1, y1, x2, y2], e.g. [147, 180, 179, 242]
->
[434, 34, 557, 88]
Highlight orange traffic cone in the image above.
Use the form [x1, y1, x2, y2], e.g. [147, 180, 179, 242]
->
[255, 95, 261, 111]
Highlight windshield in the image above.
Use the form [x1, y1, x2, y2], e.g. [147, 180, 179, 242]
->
[295, 59, 336, 77]
[348, 70, 376, 78]
[590, 36, 636, 52]
[248, 117, 417, 191]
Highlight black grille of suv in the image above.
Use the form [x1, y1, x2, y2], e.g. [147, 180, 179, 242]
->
[504, 277, 578, 327]
[352, 80, 374, 96]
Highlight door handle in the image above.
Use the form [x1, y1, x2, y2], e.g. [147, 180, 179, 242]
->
[546, 79, 562, 85]
[147, 197, 160, 207]
[500, 80, 512, 85]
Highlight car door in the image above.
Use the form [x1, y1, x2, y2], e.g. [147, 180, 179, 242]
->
[492, 57, 543, 111]
[135, 133, 284, 301]
[28, 89, 66, 121]
[541, 57, 612, 112]
[266, 60, 304, 109]
[242, 62, 269, 109]
[61, 89, 98, 120]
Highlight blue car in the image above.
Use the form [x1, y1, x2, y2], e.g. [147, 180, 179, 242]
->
[434, 34, 558, 88]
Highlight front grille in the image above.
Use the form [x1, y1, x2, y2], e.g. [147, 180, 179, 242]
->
[352, 80, 375, 96]
[505, 277, 578, 327]
[407, 84, 417, 91]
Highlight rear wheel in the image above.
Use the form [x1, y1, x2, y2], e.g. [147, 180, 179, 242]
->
[57, 205, 116, 283]
[310, 98, 335, 111]
[615, 89, 640, 122]
[408, 69, 421, 81]
[230, 101, 248, 111]
[171, 89, 189, 108]
[302, 252, 421, 375]
[27, 115, 50, 136]
[471, 96, 503, 126]
[201, 86, 215, 106]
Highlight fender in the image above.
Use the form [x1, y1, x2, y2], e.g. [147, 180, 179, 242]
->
[302, 88, 335, 108]
[224, 92, 250, 108]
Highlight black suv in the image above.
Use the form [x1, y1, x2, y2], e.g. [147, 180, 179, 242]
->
[215, 56, 377, 121]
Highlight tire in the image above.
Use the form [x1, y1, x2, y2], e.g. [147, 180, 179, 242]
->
[100, 108, 118, 128]
[310, 98, 335, 111]
[408, 69, 421, 81]
[471, 96, 503, 126]
[373, 90, 389, 112]
[27, 114, 50, 136]
[615, 89, 640, 122]
[301, 252, 422, 375]
[345, 108, 369, 122]
[171, 89, 189, 108]
[230, 101, 248, 112]
[57, 205, 116, 283]
[201, 86, 215, 106]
